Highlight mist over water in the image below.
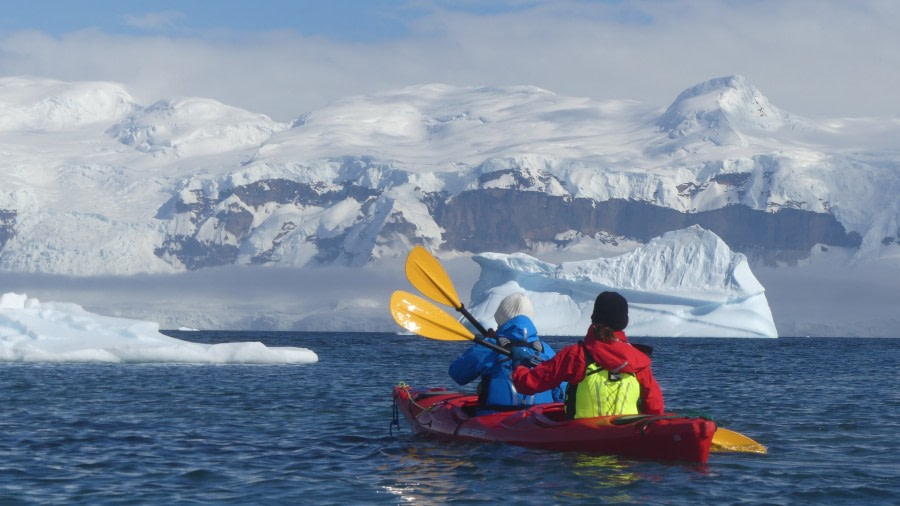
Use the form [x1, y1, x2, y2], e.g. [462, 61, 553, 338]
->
[6, 250, 898, 337]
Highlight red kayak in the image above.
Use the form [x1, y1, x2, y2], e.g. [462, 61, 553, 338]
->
[392, 384, 716, 463]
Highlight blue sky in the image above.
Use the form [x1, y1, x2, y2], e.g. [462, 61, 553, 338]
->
[2, 0, 552, 41]
[2, 0, 899, 121]
[2, 0, 424, 41]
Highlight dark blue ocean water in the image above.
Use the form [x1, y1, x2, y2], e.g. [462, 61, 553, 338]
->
[0, 333, 897, 505]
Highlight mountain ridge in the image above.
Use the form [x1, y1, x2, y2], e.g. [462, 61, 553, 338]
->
[2, 73, 896, 273]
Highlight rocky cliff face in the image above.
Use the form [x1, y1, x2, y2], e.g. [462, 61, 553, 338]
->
[149, 175, 861, 271]
[153, 177, 433, 269]
[155, 178, 372, 268]
[0, 210, 15, 251]
[436, 189, 860, 258]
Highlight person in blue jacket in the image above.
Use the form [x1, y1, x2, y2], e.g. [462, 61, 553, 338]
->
[449, 292, 565, 414]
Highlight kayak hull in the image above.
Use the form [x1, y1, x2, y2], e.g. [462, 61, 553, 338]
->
[393, 385, 715, 463]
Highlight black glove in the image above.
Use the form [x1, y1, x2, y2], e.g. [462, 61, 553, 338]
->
[510, 347, 541, 368]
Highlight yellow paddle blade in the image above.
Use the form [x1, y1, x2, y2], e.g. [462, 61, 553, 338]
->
[710, 427, 768, 454]
[405, 245, 462, 309]
[390, 290, 474, 342]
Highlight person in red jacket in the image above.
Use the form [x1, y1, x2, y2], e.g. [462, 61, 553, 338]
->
[511, 291, 664, 416]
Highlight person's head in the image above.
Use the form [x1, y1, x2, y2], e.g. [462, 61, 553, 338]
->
[493, 292, 535, 327]
[590, 291, 629, 342]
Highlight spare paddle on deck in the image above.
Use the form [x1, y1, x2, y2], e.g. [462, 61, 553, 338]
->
[710, 427, 768, 454]
[405, 245, 490, 336]
[390, 291, 511, 356]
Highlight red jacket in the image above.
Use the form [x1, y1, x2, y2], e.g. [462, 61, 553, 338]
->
[512, 326, 665, 415]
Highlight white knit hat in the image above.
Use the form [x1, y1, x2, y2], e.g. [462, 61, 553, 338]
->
[493, 293, 535, 326]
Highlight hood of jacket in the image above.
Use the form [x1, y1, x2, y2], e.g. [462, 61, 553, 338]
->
[495, 315, 540, 343]
[583, 330, 652, 373]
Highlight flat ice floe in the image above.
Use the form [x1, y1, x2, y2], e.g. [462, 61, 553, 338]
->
[0, 292, 318, 364]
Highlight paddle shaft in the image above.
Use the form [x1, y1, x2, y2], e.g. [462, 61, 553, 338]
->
[473, 335, 512, 356]
[632, 343, 653, 356]
[457, 303, 490, 337]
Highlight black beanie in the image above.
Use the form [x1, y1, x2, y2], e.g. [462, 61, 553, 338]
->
[591, 291, 629, 330]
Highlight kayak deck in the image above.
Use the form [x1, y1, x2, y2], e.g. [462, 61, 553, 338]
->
[392, 384, 716, 463]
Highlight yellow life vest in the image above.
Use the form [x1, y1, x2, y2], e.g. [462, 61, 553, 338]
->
[565, 341, 640, 419]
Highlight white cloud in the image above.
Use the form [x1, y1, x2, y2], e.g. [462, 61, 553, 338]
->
[123, 11, 187, 32]
[1, 1, 898, 120]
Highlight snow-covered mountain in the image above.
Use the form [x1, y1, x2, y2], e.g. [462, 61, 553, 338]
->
[1, 74, 898, 336]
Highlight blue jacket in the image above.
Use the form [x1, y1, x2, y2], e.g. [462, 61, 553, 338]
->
[448, 315, 565, 413]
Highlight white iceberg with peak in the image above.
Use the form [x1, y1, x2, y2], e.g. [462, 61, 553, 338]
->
[467, 226, 777, 338]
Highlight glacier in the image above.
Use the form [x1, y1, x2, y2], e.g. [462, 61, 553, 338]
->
[1, 74, 898, 336]
[0, 292, 318, 364]
[466, 226, 777, 338]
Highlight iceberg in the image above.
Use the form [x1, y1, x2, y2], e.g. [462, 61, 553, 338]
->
[467, 226, 778, 338]
[0, 292, 318, 363]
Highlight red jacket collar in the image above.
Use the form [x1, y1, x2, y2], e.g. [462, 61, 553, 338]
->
[583, 327, 651, 373]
